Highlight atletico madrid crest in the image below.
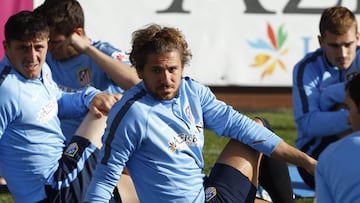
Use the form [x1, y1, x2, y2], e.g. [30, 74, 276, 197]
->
[78, 68, 91, 86]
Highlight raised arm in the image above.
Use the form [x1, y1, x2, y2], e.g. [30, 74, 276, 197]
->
[69, 33, 141, 90]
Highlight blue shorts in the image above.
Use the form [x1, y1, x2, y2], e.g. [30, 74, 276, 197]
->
[39, 136, 121, 203]
[204, 163, 257, 203]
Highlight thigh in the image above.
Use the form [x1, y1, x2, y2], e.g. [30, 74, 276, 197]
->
[216, 139, 261, 185]
[117, 173, 139, 203]
[44, 136, 98, 202]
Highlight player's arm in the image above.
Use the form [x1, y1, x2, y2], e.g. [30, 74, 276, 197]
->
[319, 82, 346, 111]
[68, 33, 141, 90]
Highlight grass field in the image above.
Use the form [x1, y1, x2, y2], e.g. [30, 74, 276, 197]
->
[0, 109, 314, 203]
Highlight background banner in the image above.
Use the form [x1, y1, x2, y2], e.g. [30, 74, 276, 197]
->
[3, 0, 360, 87]
[0, 0, 33, 57]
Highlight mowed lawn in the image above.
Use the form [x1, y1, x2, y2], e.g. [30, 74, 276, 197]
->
[0, 109, 314, 203]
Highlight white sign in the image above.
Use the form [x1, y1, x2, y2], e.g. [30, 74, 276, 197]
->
[33, 0, 360, 86]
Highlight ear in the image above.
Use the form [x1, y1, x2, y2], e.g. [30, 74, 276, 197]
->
[2, 40, 8, 51]
[136, 68, 143, 79]
[73, 27, 85, 36]
[317, 35, 323, 47]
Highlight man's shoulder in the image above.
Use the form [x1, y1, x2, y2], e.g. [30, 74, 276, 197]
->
[0, 65, 18, 89]
[321, 132, 360, 159]
[296, 48, 324, 66]
[181, 76, 209, 94]
[0, 65, 12, 84]
[293, 48, 325, 76]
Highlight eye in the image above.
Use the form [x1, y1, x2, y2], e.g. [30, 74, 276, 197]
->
[34, 45, 45, 51]
[344, 42, 353, 48]
[151, 67, 161, 73]
[169, 67, 177, 73]
[20, 46, 29, 52]
[49, 39, 63, 46]
[328, 43, 340, 48]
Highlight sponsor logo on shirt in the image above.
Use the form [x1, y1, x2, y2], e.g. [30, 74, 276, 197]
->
[168, 132, 200, 152]
[37, 98, 58, 123]
[58, 84, 89, 93]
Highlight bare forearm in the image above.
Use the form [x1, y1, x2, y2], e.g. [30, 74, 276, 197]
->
[270, 141, 317, 175]
[84, 45, 141, 90]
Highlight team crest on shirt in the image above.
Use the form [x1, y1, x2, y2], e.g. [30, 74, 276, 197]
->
[77, 68, 92, 86]
[205, 186, 217, 202]
[346, 71, 360, 81]
[64, 142, 79, 157]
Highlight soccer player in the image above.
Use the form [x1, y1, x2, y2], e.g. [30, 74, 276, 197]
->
[0, 11, 120, 202]
[315, 73, 360, 202]
[34, 0, 141, 137]
[292, 6, 359, 189]
[85, 23, 317, 203]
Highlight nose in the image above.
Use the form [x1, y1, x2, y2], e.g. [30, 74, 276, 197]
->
[160, 70, 172, 82]
[31, 47, 39, 61]
[27, 46, 38, 62]
[338, 45, 348, 57]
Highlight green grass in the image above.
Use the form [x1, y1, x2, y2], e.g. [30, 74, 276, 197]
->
[0, 109, 313, 202]
[0, 186, 13, 203]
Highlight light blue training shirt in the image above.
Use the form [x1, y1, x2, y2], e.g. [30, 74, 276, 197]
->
[85, 77, 283, 202]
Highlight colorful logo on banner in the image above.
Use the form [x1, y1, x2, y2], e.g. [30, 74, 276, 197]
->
[247, 23, 289, 79]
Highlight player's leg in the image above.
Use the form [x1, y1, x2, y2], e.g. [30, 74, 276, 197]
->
[204, 139, 261, 202]
[258, 156, 294, 202]
[298, 135, 338, 189]
[76, 112, 139, 203]
[117, 173, 139, 203]
[216, 139, 261, 186]
[75, 111, 107, 148]
[254, 117, 296, 203]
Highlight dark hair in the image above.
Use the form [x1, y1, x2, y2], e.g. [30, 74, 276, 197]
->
[346, 73, 360, 109]
[129, 24, 192, 70]
[5, 10, 49, 42]
[319, 6, 357, 37]
[34, 0, 84, 37]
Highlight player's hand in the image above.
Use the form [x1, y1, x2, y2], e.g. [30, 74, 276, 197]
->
[48, 35, 79, 60]
[89, 93, 122, 118]
[68, 32, 92, 53]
